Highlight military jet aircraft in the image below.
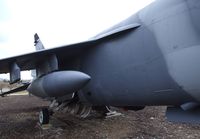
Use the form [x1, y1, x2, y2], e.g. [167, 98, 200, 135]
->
[1, 0, 200, 124]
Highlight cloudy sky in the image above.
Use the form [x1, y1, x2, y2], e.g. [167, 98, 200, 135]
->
[0, 0, 154, 79]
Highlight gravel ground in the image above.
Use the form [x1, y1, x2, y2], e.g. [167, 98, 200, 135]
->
[0, 95, 200, 139]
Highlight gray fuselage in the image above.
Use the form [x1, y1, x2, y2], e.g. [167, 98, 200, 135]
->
[71, 0, 200, 107]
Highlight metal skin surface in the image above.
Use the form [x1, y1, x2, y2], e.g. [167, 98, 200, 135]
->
[78, 0, 200, 106]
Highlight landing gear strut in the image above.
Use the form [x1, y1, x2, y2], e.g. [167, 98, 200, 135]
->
[39, 108, 50, 125]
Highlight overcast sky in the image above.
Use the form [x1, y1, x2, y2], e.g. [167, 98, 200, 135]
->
[0, 0, 154, 79]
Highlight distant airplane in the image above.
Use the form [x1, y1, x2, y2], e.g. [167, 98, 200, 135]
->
[1, 0, 200, 124]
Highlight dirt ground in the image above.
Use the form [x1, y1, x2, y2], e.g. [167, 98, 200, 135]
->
[0, 95, 200, 139]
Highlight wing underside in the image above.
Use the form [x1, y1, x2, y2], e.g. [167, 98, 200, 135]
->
[0, 23, 140, 75]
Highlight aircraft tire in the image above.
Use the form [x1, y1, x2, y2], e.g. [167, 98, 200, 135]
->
[39, 108, 49, 125]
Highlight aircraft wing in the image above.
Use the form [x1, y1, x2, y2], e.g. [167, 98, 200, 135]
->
[0, 23, 140, 74]
[0, 40, 96, 73]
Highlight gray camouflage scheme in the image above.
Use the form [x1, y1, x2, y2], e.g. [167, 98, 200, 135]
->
[1, 0, 200, 123]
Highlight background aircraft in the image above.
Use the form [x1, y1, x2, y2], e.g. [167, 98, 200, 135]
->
[1, 0, 200, 124]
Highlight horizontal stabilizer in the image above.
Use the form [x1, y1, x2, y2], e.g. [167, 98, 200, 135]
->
[166, 106, 200, 124]
[0, 83, 30, 97]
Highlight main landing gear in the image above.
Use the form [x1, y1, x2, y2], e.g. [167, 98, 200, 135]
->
[38, 101, 92, 125]
[38, 105, 122, 125]
[39, 108, 50, 125]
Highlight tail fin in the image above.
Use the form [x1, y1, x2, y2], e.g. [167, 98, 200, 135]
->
[34, 33, 45, 51]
